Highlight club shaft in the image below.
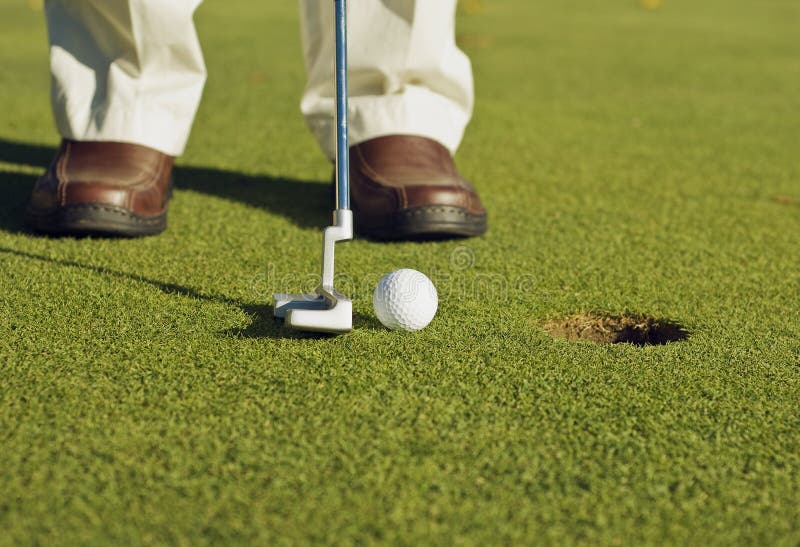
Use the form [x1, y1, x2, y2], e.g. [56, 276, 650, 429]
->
[334, 0, 350, 210]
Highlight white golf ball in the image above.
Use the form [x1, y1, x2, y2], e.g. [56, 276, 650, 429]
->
[373, 269, 438, 331]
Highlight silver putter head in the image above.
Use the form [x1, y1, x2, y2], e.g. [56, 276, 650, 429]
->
[273, 209, 353, 334]
[274, 287, 352, 333]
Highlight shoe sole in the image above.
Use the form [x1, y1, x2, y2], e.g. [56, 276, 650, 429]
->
[357, 205, 488, 240]
[24, 203, 167, 238]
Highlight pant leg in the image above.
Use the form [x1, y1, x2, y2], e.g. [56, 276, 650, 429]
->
[300, 0, 473, 160]
[45, 0, 206, 156]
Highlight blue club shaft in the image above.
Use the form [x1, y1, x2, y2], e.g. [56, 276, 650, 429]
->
[334, 0, 350, 210]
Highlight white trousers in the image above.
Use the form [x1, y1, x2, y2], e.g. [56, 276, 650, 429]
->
[45, 1, 474, 159]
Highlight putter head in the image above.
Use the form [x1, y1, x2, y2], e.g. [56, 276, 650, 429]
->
[273, 209, 353, 334]
[274, 288, 352, 333]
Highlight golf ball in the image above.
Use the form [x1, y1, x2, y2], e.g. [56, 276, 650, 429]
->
[373, 269, 438, 331]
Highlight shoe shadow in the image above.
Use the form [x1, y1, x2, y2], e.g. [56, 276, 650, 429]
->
[0, 246, 380, 339]
[0, 138, 330, 234]
[0, 170, 35, 234]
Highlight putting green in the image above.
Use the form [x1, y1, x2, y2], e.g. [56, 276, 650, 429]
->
[1, 1, 798, 544]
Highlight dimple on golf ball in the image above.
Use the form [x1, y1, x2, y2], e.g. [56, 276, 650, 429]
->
[373, 269, 438, 331]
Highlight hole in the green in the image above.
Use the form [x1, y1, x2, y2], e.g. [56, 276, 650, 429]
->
[545, 313, 689, 346]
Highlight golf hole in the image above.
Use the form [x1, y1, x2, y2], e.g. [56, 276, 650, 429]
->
[772, 195, 799, 206]
[544, 313, 688, 346]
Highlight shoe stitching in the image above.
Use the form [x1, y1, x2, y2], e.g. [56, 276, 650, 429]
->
[355, 146, 408, 209]
[354, 144, 481, 212]
[61, 145, 170, 212]
[58, 140, 71, 207]
[124, 153, 167, 192]
[64, 203, 165, 225]
[396, 206, 485, 219]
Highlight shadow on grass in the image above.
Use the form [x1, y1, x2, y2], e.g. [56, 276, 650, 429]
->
[224, 304, 382, 338]
[0, 139, 383, 337]
[0, 170, 32, 234]
[0, 246, 379, 339]
[0, 138, 331, 234]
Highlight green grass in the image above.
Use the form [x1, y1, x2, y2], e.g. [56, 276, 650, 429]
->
[1, 0, 799, 544]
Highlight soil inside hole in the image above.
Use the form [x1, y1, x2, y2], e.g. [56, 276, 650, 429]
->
[773, 195, 799, 206]
[545, 313, 689, 346]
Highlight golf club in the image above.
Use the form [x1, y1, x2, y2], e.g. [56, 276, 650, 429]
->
[273, 0, 353, 333]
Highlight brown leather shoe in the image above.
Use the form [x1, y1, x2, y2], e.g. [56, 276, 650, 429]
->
[349, 135, 487, 240]
[25, 140, 174, 237]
